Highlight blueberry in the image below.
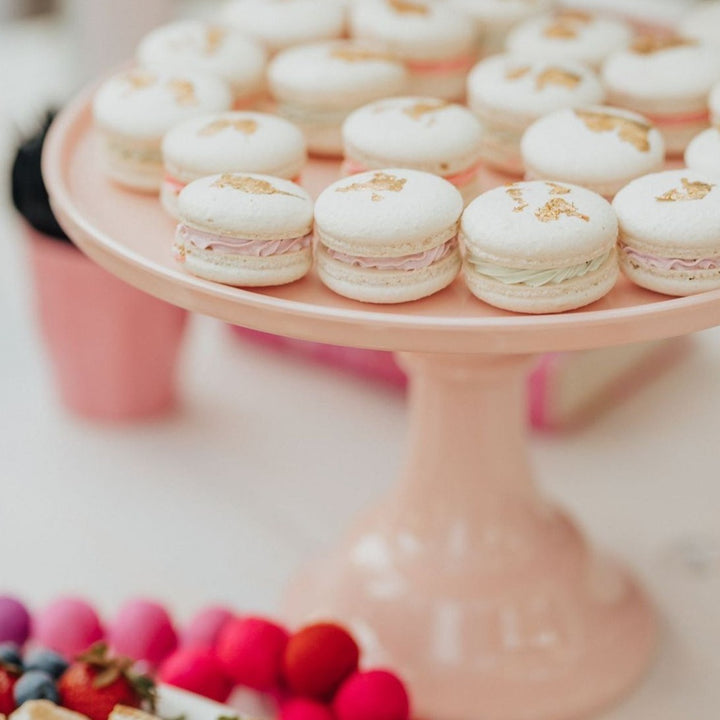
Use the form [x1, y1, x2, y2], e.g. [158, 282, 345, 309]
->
[23, 649, 68, 679]
[13, 670, 59, 706]
[0, 643, 22, 670]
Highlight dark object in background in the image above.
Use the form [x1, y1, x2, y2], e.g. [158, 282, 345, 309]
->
[11, 112, 71, 242]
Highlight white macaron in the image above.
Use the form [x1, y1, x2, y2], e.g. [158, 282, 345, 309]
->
[92, 69, 232, 192]
[506, 9, 633, 69]
[467, 55, 605, 175]
[342, 97, 483, 204]
[602, 36, 720, 156]
[522, 106, 666, 198]
[220, 0, 345, 54]
[681, 2, 720, 47]
[462, 181, 619, 313]
[136, 21, 267, 107]
[685, 128, 720, 180]
[161, 111, 307, 218]
[174, 173, 314, 286]
[314, 169, 463, 303]
[447, 0, 553, 54]
[268, 40, 407, 157]
[613, 169, 720, 296]
[349, 0, 479, 101]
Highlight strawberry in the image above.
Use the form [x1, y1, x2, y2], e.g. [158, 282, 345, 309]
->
[58, 644, 156, 720]
[0, 665, 20, 715]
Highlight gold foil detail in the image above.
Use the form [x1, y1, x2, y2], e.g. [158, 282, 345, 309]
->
[632, 34, 695, 54]
[124, 71, 156, 92]
[336, 172, 407, 201]
[535, 67, 582, 90]
[575, 110, 652, 152]
[543, 10, 592, 39]
[212, 174, 302, 197]
[199, 118, 258, 136]
[168, 79, 198, 106]
[387, 0, 429, 14]
[506, 185, 528, 213]
[205, 26, 226, 54]
[330, 46, 395, 63]
[656, 177, 715, 202]
[535, 198, 589, 223]
[402, 99, 449, 121]
[546, 182, 571, 196]
[506, 65, 531, 80]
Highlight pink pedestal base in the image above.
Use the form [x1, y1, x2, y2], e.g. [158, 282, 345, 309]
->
[285, 352, 657, 720]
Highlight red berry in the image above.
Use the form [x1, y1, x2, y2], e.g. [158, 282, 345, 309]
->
[333, 671, 410, 720]
[216, 617, 289, 692]
[59, 663, 138, 720]
[159, 648, 233, 703]
[281, 698, 335, 720]
[283, 623, 359, 700]
[0, 668, 18, 715]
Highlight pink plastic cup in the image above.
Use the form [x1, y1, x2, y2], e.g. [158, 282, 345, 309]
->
[27, 227, 188, 421]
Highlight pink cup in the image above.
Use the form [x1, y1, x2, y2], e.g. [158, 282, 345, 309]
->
[28, 228, 188, 421]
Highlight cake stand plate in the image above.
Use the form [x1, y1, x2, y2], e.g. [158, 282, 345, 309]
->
[44, 89, 720, 720]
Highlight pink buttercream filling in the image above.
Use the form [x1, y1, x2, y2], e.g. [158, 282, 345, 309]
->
[325, 238, 457, 271]
[342, 160, 479, 188]
[622, 244, 720, 271]
[643, 108, 710, 128]
[406, 54, 477, 75]
[176, 224, 312, 257]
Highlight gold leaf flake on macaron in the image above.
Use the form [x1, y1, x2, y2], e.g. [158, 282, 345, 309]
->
[387, 0, 429, 14]
[535, 68, 582, 90]
[575, 110, 652, 152]
[506, 185, 528, 213]
[205, 26, 227, 54]
[546, 182, 571, 196]
[124, 71, 157, 93]
[535, 198, 589, 223]
[506, 65, 531, 81]
[167, 79, 198, 106]
[212, 174, 303, 198]
[656, 177, 716, 202]
[330, 46, 395, 63]
[403, 100, 449, 121]
[198, 118, 258, 136]
[632, 34, 696, 55]
[336, 172, 407, 202]
[543, 11, 591, 39]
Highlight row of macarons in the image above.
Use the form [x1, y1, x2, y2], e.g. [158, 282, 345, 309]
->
[171, 166, 720, 312]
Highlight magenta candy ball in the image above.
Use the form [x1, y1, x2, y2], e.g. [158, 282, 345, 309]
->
[109, 599, 178, 666]
[0, 597, 31, 646]
[333, 670, 410, 720]
[181, 607, 234, 649]
[159, 647, 233, 703]
[281, 699, 335, 720]
[34, 597, 104, 658]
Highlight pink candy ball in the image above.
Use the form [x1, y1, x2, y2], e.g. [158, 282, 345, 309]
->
[281, 699, 335, 720]
[333, 671, 410, 720]
[159, 647, 234, 703]
[109, 599, 178, 666]
[181, 607, 234, 649]
[34, 597, 104, 658]
[0, 596, 31, 646]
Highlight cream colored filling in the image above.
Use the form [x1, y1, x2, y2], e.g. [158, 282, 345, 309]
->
[467, 250, 611, 288]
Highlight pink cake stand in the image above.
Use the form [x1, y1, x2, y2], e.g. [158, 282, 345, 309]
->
[44, 90, 720, 720]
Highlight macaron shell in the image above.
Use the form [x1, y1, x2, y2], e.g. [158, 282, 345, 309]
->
[449, 0, 552, 26]
[350, 0, 478, 60]
[221, 0, 346, 53]
[505, 12, 633, 67]
[467, 55, 606, 123]
[710, 82, 720, 122]
[314, 168, 463, 256]
[343, 97, 483, 175]
[681, 2, 720, 46]
[461, 181, 618, 267]
[93, 69, 232, 139]
[268, 41, 406, 109]
[136, 21, 267, 96]
[178, 173, 313, 240]
[317, 243, 461, 303]
[521, 106, 665, 196]
[612, 169, 720, 254]
[98, 132, 165, 192]
[685, 128, 720, 180]
[163, 112, 307, 181]
[464, 249, 619, 313]
[619, 250, 720, 297]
